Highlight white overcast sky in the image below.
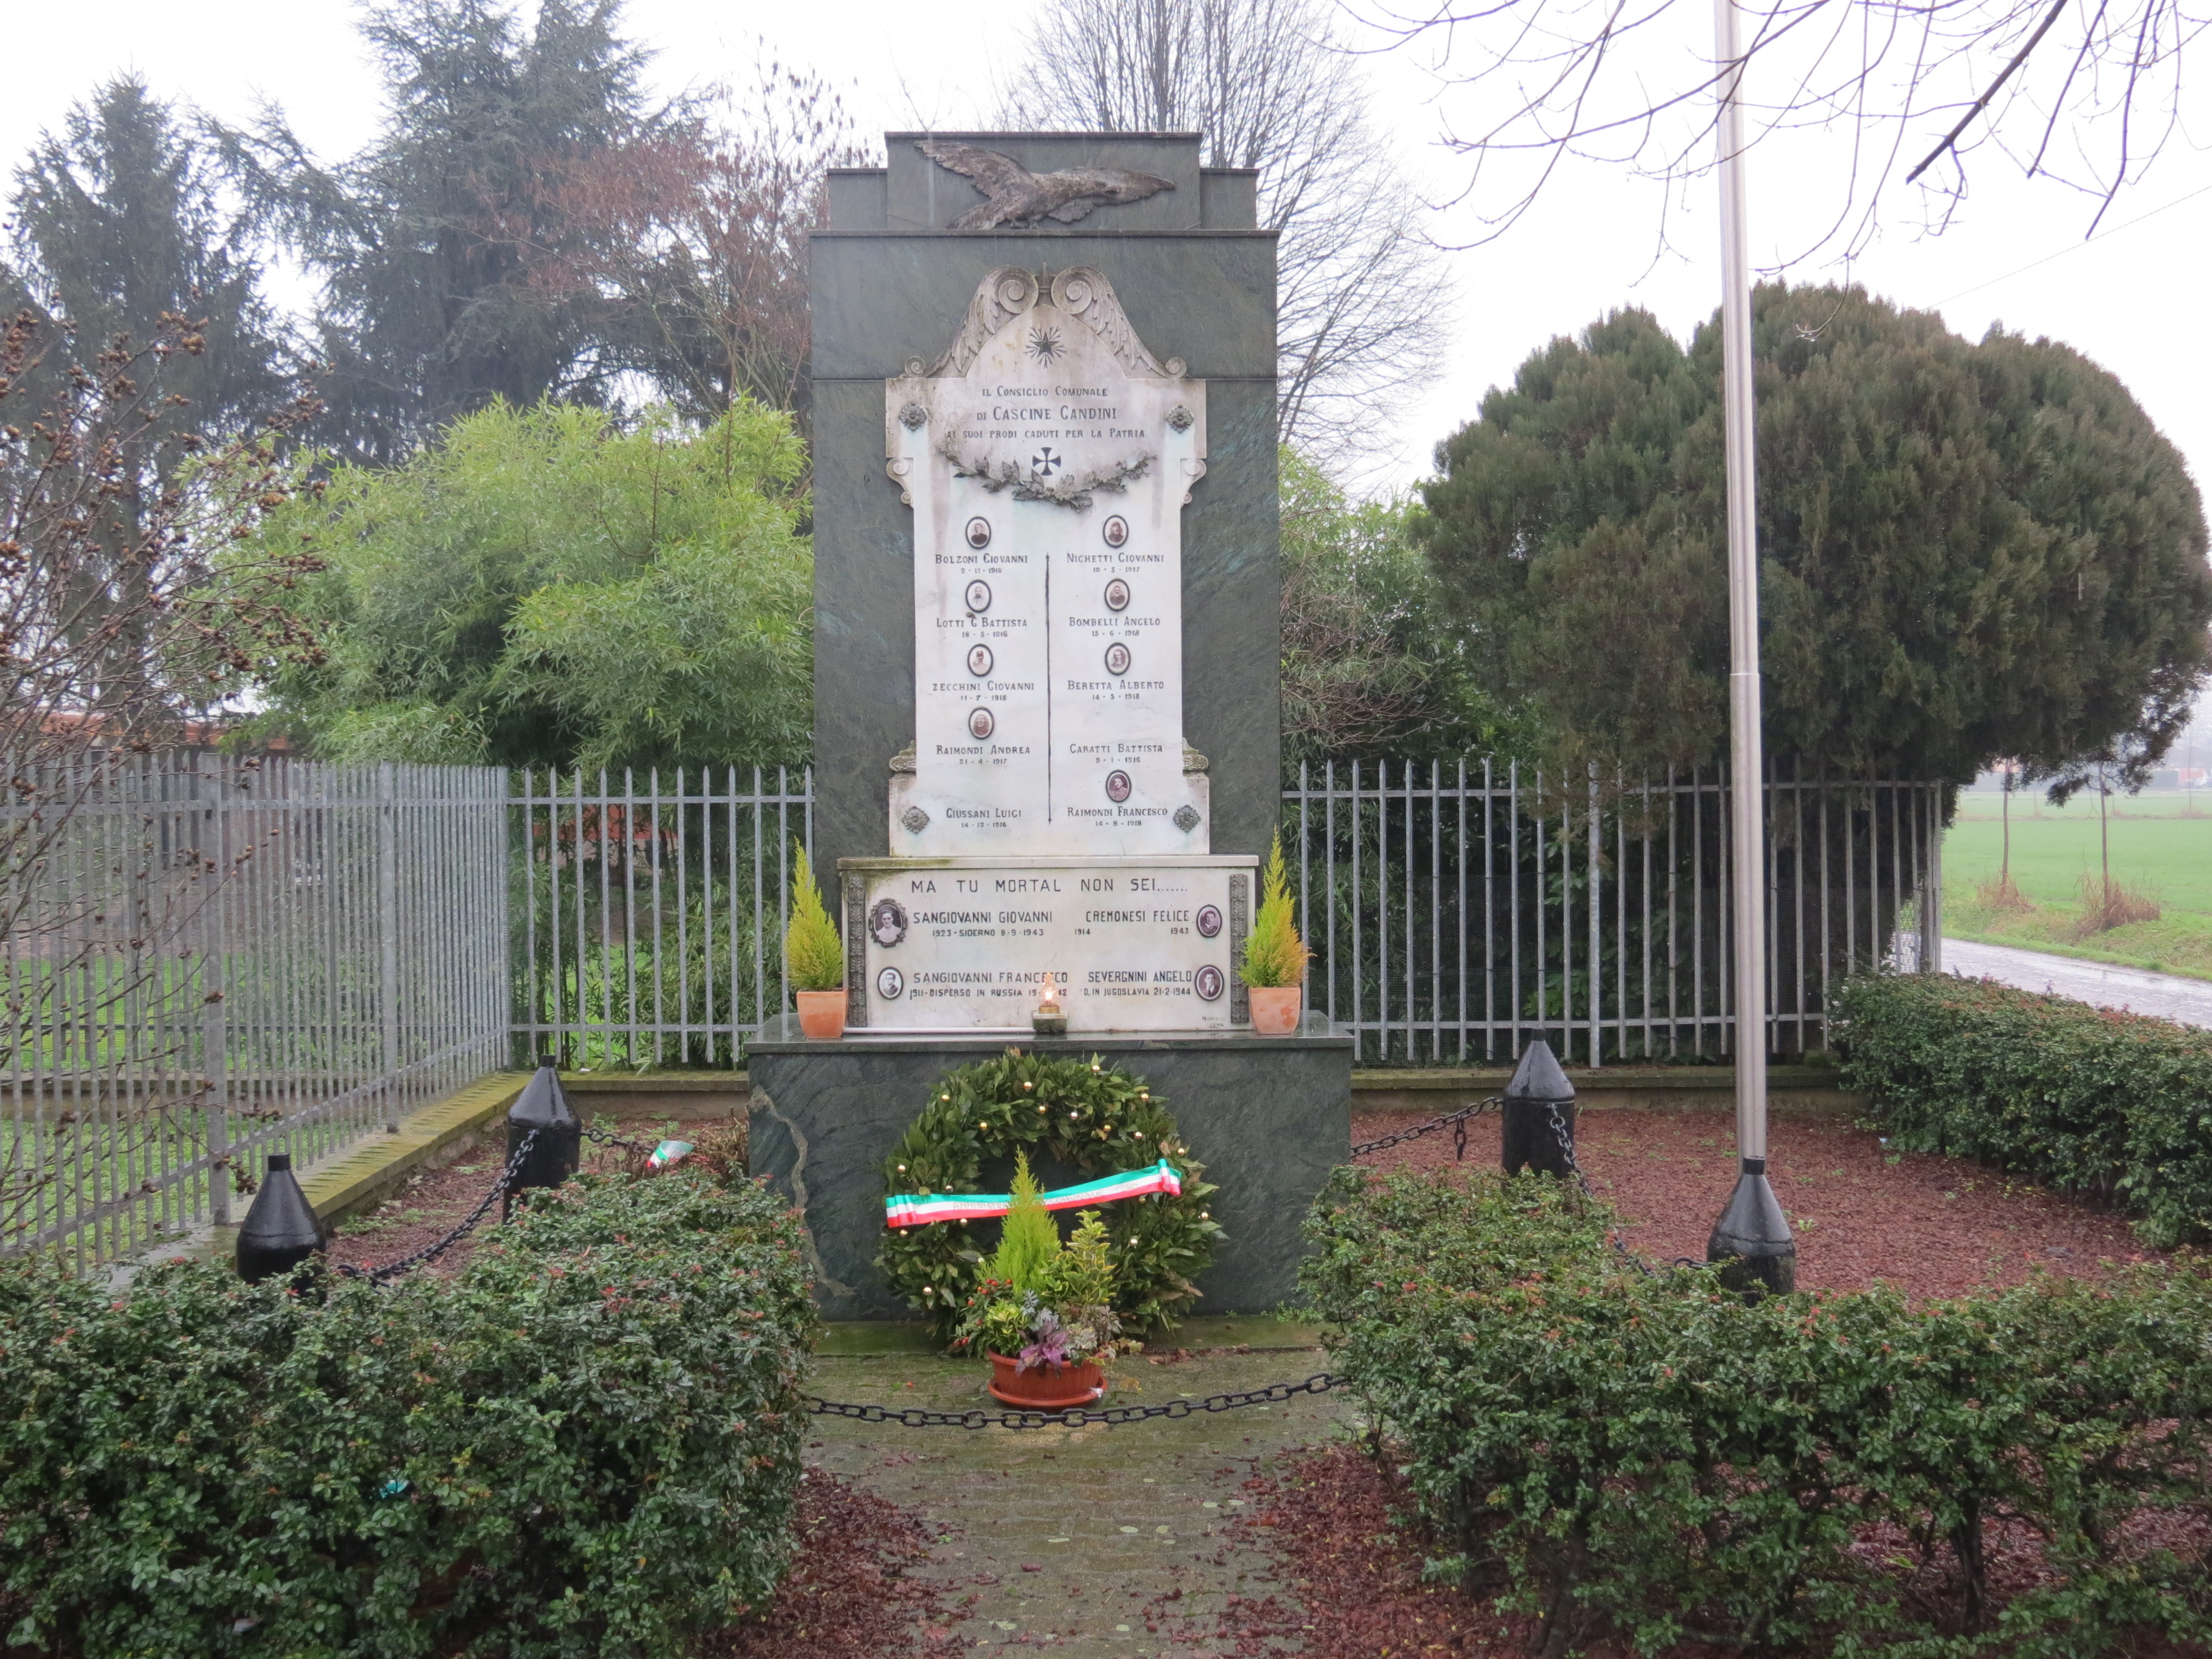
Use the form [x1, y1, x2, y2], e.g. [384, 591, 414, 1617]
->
[6, 0, 2209, 498]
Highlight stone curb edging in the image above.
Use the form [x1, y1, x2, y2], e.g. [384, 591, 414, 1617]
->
[555, 1063, 1848, 1095]
[298, 1073, 530, 1226]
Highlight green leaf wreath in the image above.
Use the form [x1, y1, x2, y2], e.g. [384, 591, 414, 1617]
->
[877, 1049, 1224, 1343]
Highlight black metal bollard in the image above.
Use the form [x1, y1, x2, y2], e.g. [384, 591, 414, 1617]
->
[1708, 1161, 1797, 1297]
[504, 1052, 580, 1215]
[1500, 1039, 1578, 1178]
[236, 1152, 326, 1282]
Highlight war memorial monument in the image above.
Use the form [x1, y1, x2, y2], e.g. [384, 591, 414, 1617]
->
[748, 132, 1353, 1321]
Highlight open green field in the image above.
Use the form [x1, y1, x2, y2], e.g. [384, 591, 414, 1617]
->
[1942, 788, 2212, 978]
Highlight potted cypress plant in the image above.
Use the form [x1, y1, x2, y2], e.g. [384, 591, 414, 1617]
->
[1240, 834, 1311, 1035]
[950, 1152, 1123, 1408]
[785, 845, 847, 1039]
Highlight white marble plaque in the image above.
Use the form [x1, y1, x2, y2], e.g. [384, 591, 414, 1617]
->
[842, 857, 1254, 1031]
[886, 266, 1208, 857]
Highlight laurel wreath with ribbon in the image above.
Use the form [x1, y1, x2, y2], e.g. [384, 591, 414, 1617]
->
[875, 1048, 1223, 1342]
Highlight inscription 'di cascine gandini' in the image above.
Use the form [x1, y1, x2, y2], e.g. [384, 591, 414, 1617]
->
[885, 265, 1210, 860]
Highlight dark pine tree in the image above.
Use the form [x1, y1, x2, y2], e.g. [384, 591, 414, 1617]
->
[4, 76, 295, 722]
[218, 0, 654, 462]
[6, 75, 291, 455]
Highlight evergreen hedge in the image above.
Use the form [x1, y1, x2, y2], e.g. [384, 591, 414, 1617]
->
[1303, 1168, 2212, 1656]
[1835, 972, 2212, 1246]
[0, 1165, 818, 1658]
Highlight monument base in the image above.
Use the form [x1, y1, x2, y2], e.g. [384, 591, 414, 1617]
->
[746, 1014, 1353, 1322]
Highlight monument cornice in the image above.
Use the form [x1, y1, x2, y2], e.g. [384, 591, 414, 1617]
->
[808, 229, 1281, 241]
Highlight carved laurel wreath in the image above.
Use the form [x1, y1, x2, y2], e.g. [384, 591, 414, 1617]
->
[936, 438, 1154, 512]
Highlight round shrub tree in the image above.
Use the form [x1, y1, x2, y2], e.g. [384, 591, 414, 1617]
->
[1417, 285, 2211, 791]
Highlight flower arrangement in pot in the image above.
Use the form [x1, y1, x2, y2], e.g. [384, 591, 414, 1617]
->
[1239, 834, 1310, 1035]
[784, 843, 846, 1039]
[950, 1152, 1123, 1408]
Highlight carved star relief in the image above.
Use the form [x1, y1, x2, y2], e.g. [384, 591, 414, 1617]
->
[916, 140, 1174, 231]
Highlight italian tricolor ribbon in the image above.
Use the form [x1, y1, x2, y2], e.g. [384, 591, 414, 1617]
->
[885, 1158, 1183, 1229]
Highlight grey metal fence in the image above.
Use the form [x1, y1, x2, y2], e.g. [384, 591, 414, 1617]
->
[511, 767, 813, 1070]
[2, 756, 508, 1267]
[1288, 760, 1945, 1065]
[512, 760, 1943, 1071]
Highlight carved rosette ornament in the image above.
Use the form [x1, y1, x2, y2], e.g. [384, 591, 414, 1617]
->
[885, 265, 1211, 859]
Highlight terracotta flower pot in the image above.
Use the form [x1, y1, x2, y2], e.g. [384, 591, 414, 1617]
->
[795, 989, 846, 1040]
[1248, 985, 1302, 1035]
[987, 1350, 1106, 1410]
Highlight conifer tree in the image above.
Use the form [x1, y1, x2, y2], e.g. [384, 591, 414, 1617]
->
[1420, 284, 2211, 788]
[4, 78, 296, 722]
[217, 0, 656, 462]
[6, 76, 290, 461]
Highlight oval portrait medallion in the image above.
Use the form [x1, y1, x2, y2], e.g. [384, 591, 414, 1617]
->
[876, 966, 905, 1000]
[1104, 770, 1133, 804]
[964, 578, 992, 614]
[1103, 642, 1131, 676]
[1102, 515, 1129, 548]
[965, 517, 992, 550]
[967, 706, 995, 740]
[967, 643, 994, 677]
[1103, 577, 1130, 612]
[1193, 964, 1225, 1002]
[868, 898, 908, 948]
[1195, 904, 1223, 939]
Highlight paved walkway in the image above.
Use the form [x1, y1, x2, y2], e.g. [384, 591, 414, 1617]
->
[1942, 938, 2212, 1029]
[805, 1344, 1357, 1655]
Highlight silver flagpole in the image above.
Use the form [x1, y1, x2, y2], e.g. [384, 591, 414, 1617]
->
[1705, 0, 1796, 1293]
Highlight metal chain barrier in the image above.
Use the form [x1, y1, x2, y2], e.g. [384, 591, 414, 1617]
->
[1540, 1101, 1702, 1275]
[329, 1123, 669, 1285]
[335, 1128, 541, 1283]
[806, 1371, 1344, 1431]
[1349, 1095, 1501, 1160]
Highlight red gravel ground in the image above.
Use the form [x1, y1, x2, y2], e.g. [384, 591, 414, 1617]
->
[1354, 1103, 2169, 1300]
[1180, 1445, 2208, 1659]
[322, 1126, 698, 1277]
[702, 1473, 961, 1657]
[1144, 1444, 1520, 1657]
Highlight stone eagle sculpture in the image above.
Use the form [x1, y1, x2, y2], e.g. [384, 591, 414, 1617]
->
[916, 140, 1174, 231]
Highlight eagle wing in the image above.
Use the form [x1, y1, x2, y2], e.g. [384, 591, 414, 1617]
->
[915, 140, 1030, 198]
[1046, 167, 1170, 221]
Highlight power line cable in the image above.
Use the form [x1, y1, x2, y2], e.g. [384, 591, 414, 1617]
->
[1931, 181, 2212, 309]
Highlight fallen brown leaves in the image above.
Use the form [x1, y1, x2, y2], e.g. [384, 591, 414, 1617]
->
[1152, 1443, 1518, 1657]
[702, 1472, 959, 1658]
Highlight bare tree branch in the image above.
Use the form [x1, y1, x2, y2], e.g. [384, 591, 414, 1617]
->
[1354, 0, 2208, 264]
[1906, 0, 2070, 181]
[1001, 0, 1454, 466]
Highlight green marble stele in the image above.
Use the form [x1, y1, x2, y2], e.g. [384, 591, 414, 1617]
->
[765, 129, 1348, 1323]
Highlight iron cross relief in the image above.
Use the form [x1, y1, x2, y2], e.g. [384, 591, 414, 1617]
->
[1031, 447, 1062, 477]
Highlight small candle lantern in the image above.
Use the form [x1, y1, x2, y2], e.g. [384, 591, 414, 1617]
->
[1031, 974, 1068, 1037]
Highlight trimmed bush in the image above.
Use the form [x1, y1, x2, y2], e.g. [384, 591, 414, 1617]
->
[1835, 971, 2212, 1245]
[1303, 1167, 2212, 1656]
[782, 843, 844, 994]
[0, 1165, 818, 1658]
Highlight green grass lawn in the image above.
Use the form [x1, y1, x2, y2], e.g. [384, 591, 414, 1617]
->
[1943, 788, 2212, 977]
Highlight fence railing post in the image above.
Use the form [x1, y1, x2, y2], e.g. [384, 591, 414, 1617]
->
[377, 762, 401, 1133]
[1922, 782, 1944, 974]
[201, 757, 232, 1228]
